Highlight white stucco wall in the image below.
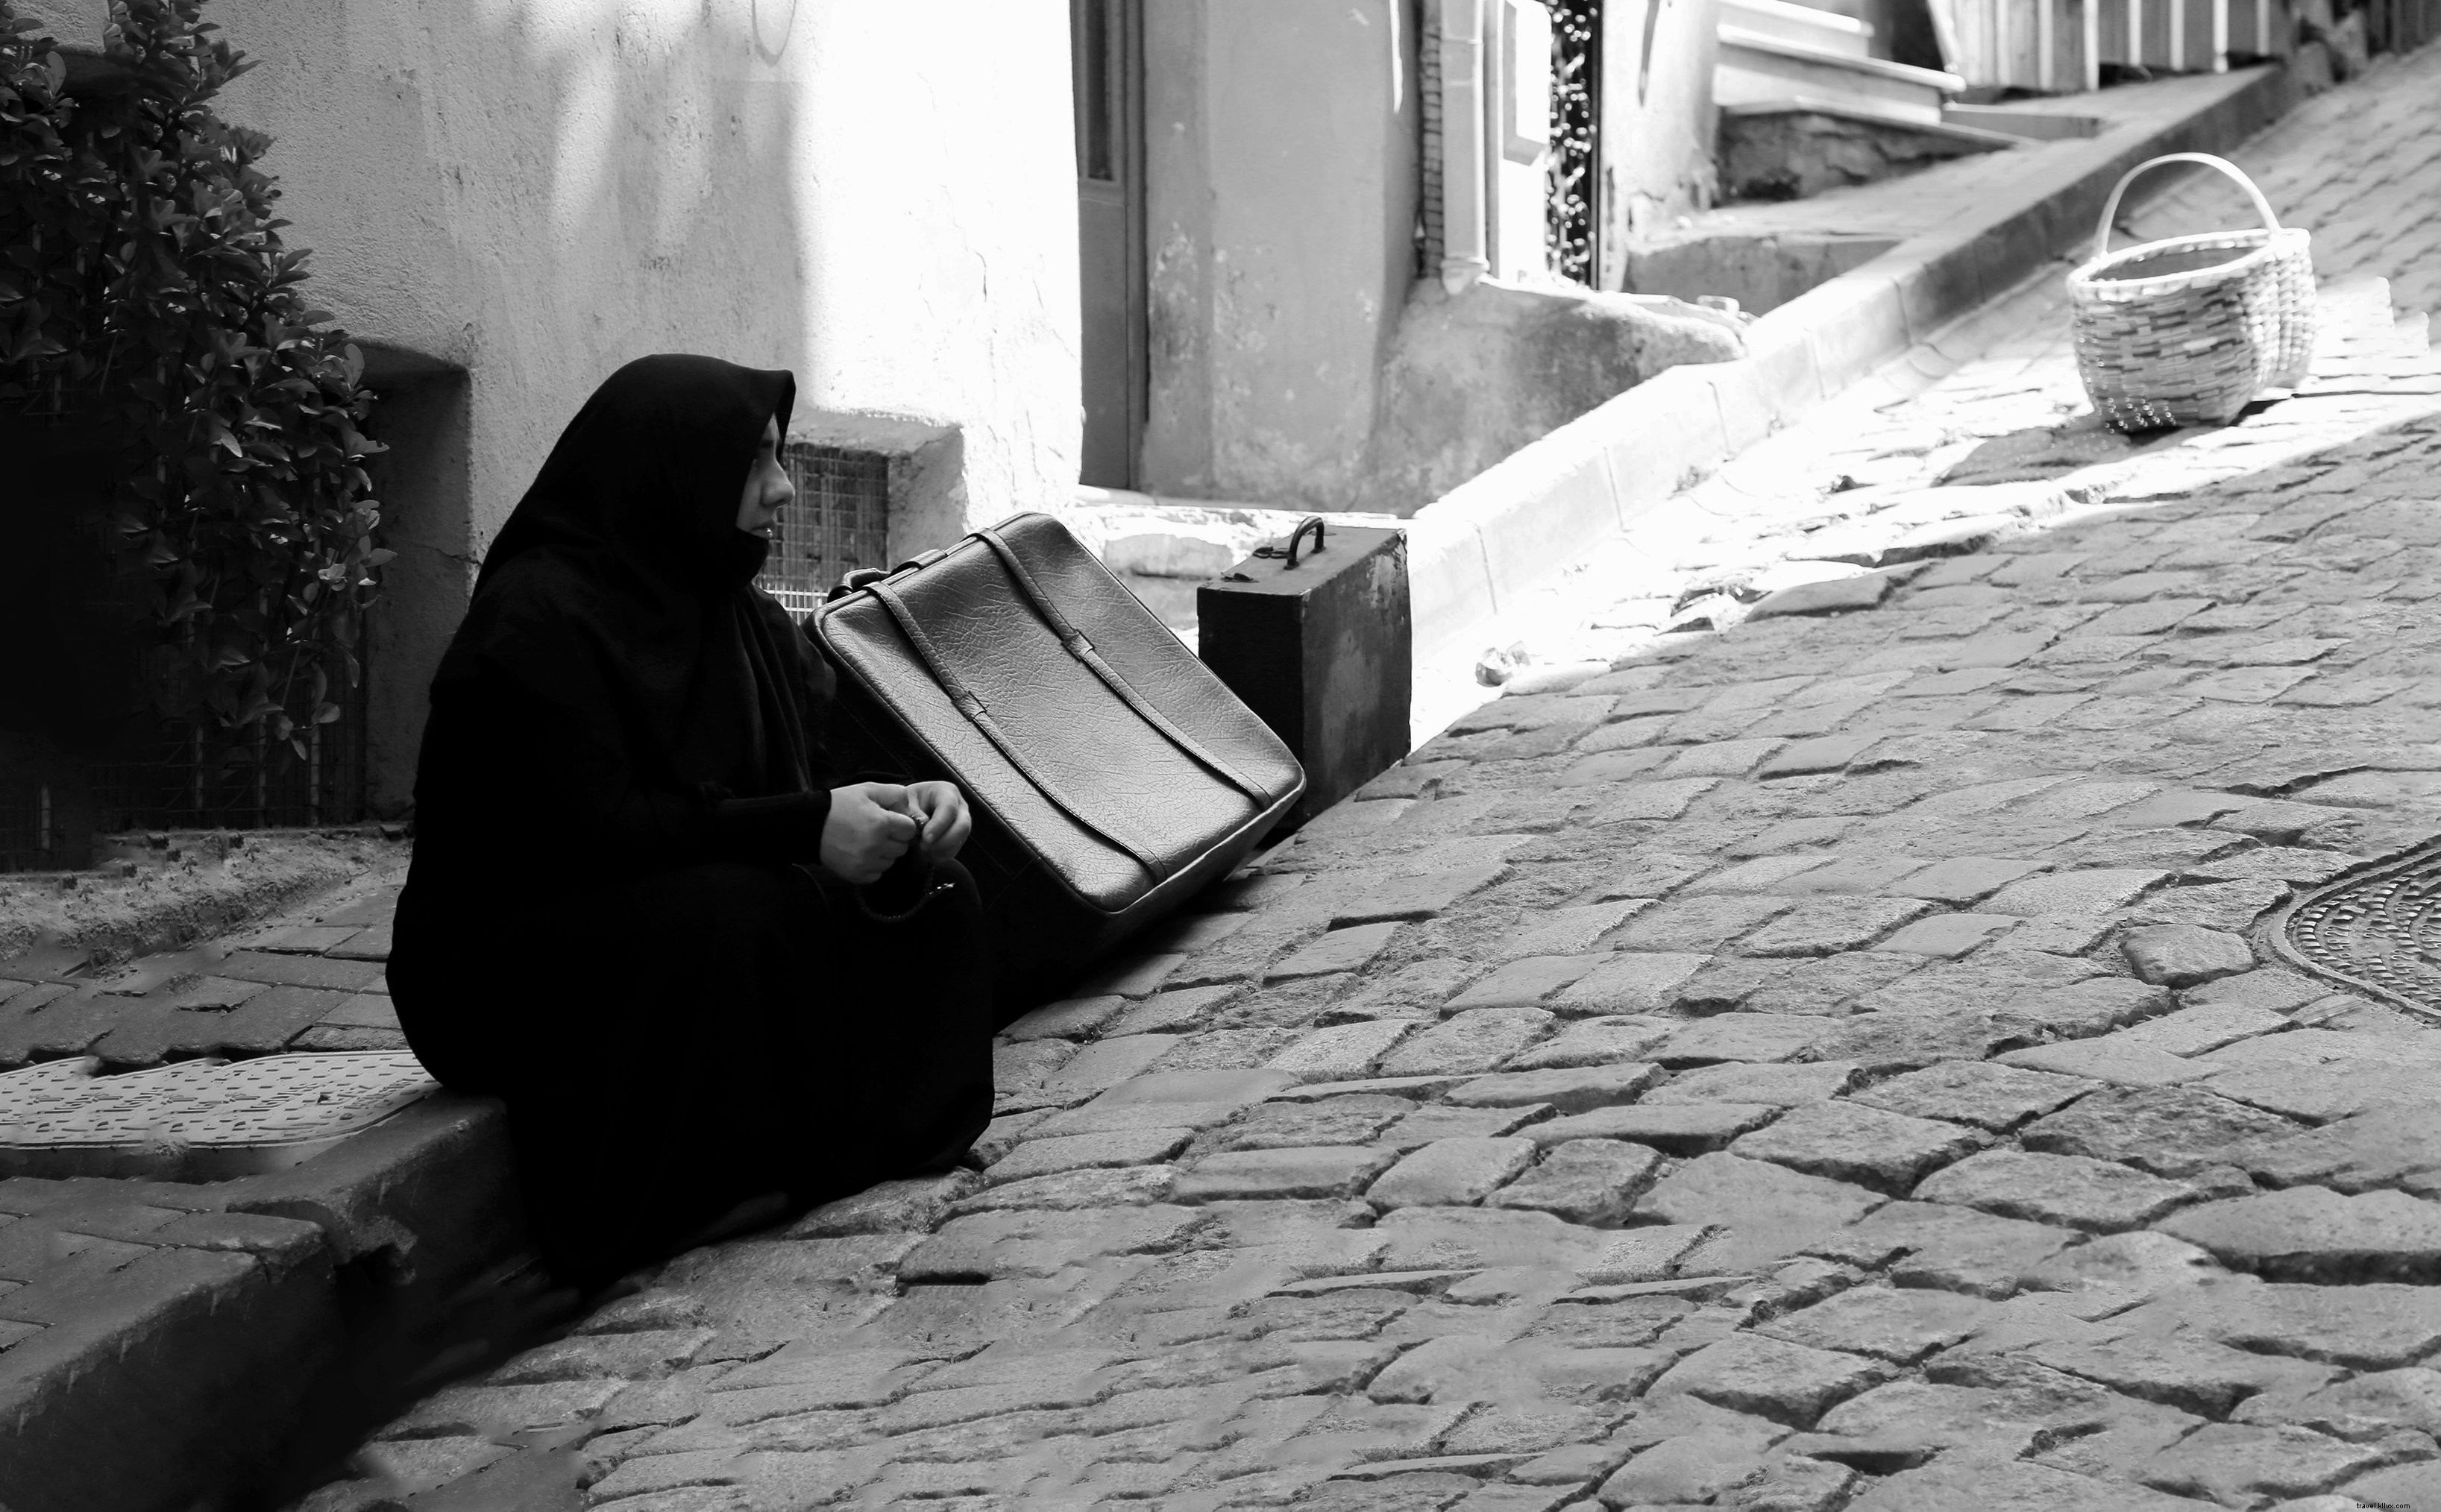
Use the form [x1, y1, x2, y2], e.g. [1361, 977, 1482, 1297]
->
[1598, 0, 1722, 280]
[1489, 0, 1556, 284]
[19, 0, 1082, 809]
[1140, 0, 1420, 510]
[202, 0, 1080, 535]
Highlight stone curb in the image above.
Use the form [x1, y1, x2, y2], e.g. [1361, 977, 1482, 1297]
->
[1403, 63, 2299, 666]
[0, 1095, 524, 1512]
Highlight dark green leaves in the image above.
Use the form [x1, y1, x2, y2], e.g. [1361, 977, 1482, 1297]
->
[0, 0, 386, 774]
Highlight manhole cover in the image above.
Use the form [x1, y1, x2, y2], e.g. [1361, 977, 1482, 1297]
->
[2274, 842, 2441, 1020]
[0, 1051, 438, 1180]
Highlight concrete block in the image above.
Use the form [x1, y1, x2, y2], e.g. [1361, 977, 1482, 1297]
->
[1969, 198, 2060, 308]
[1466, 450, 1623, 612]
[1885, 234, 1987, 345]
[1800, 271, 1911, 396]
[1595, 365, 1733, 526]
[1447, 1063, 1663, 1114]
[224, 1094, 518, 1283]
[1368, 1137, 1538, 1209]
[1037, 1069, 1296, 1137]
[981, 1128, 1193, 1185]
[1691, 354, 1791, 454]
[1752, 322, 1834, 417]
[1267, 1019, 1419, 1085]
[1174, 1146, 1399, 1203]
[1405, 523, 1496, 662]
[999, 995, 1130, 1042]
[0, 1244, 342, 1512]
[1332, 863, 1511, 925]
[1747, 573, 1893, 619]
[1268, 922, 1405, 981]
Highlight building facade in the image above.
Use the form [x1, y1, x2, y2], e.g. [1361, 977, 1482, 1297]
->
[1087, 0, 1730, 515]
[23, 0, 1085, 816]
[16, 0, 1727, 831]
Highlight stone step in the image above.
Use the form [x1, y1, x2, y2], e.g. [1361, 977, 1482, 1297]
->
[1942, 101, 2104, 140]
[1724, 93, 2025, 150]
[1718, 0, 1875, 58]
[1714, 25, 1964, 125]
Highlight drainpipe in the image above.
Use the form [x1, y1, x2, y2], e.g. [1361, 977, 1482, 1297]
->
[1439, 0, 1491, 294]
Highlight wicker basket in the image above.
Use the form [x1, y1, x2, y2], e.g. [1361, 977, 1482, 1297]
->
[2066, 154, 2316, 433]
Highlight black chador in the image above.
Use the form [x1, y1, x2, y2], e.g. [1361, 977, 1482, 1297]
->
[389, 355, 991, 1291]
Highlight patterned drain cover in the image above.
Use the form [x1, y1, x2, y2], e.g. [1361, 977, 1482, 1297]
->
[2275, 841, 2441, 1018]
[0, 1051, 438, 1180]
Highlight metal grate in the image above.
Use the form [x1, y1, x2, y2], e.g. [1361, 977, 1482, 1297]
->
[82, 681, 369, 837]
[1546, 0, 1602, 287]
[0, 1052, 439, 1179]
[0, 786, 50, 872]
[0, 679, 368, 869]
[759, 442, 891, 616]
[2275, 840, 2441, 1021]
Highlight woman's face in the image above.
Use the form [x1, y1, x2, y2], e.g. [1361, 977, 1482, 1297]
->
[735, 417, 795, 539]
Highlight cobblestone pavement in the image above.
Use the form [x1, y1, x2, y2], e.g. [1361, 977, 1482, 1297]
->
[283, 48, 2441, 1512]
[312, 413, 2441, 1512]
[2243, 45, 2441, 321]
[0, 861, 410, 1069]
[1432, 42, 2441, 718]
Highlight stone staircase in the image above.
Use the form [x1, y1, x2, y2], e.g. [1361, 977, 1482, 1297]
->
[1715, 0, 1966, 125]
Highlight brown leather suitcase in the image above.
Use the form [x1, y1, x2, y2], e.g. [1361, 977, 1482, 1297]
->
[811, 511, 1304, 1004]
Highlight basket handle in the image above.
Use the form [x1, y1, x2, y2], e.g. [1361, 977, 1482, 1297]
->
[2093, 153, 2284, 262]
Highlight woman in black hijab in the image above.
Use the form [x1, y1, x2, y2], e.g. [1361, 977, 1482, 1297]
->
[388, 355, 993, 1291]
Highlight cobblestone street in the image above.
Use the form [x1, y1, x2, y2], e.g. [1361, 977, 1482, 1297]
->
[284, 46, 2441, 1512]
[1424, 48, 2441, 725]
[322, 411, 2441, 1512]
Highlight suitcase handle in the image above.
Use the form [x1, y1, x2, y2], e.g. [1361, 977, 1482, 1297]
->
[826, 549, 946, 605]
[1252, 516, 1328, 570]
[826, 567, 890, 603]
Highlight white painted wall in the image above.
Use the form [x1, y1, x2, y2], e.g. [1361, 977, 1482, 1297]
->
[200, 0, 1081, 543]
[17, 0, 1083, 809]
[1490, 0, 1556, 284]
[1598, 0, 1724, 275]
[1140, 0, 1420, 510]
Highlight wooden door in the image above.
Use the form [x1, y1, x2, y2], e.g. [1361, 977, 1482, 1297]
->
[1073, 0, 1146, 490]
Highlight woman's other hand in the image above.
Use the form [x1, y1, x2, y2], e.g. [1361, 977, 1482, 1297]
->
[905, 781, 972, 863]
[821, 783, 920, 883]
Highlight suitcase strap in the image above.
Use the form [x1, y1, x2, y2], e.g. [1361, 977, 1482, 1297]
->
[867, 580, 1174, 884]
[976, 526, 1276, 805]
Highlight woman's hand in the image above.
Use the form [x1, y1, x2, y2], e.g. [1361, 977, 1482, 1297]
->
[904, 780, 972, 863]
[820, 782, 920, 883]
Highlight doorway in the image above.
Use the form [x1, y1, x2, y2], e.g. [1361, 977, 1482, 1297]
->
[1073, 0, 1146, 489]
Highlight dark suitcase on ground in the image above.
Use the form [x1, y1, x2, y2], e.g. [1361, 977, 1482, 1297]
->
[1198, 517, 1410, 834]
[811, 511, 1305, 1004]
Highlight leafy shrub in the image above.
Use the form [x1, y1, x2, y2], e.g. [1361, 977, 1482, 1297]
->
[0, 0, 385, 768]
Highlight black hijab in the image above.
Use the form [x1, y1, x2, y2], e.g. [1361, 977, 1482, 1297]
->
[430, 354, 823, 802]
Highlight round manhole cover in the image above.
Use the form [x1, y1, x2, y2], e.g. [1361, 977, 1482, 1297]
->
[2274, 841, 2441, 1020]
